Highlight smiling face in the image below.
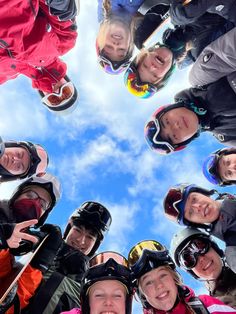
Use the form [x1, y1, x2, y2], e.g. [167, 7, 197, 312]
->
[89, 280, 126, 314]
[102, 21, 131, 62]
[139, 267, 178, 311]
[137, 47, 173, 84]
[192, 248, 223, 280]
[65, 225, 97, 255]
[184, 192, 220, 224]
[159, 107, 199, 145]
[218, 153, 236, 182]
[0, 147, 30, 175]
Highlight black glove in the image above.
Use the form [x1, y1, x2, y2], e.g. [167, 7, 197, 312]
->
[0, 223, 15, 249]
[30, 224, 62, 273]
[46, 0, 78, 21]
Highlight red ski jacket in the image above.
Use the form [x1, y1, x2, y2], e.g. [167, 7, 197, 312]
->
[0, 0, 77, 92]
[0, 249, 43, 313]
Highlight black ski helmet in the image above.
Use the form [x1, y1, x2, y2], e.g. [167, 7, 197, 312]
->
[0, 137, 5, 158]
[202, 147, 236, 186]
[0, 140, 48, 182]
[11, 173, 61, 227]
[170, 227, 224, 279]
[80, 251, 133, 314]
[63, 201, 112, 257]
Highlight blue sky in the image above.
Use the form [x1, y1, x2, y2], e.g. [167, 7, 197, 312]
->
[0, 1, 233, 312]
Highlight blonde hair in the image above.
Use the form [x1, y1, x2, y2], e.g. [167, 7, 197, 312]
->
[139, 266, 197, 314]
[96, 0, 135, 60]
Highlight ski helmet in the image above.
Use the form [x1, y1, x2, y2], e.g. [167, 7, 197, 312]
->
[170, 227, 223, 279]
[96, 39, 131, 75]
[39, 75, 78, 115]
[202, 147, 236, 186]
[0, 141, 48, 182]
[80, 251, 133, 314]
[124, 44, 176, 99]
[0, 137, 5, 158]
[11, 173, 61, 227]
[63, 201, 112, 257]
[144, 102, 201, 154]
[163, 183, 217, 230]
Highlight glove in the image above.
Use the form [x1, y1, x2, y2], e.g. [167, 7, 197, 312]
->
[46, 0, 78, 21]
[0, 223, 15, 249]
[30, 224, 62, 273]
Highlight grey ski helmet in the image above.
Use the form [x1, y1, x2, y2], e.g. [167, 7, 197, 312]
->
[63, 201, 112, 257]
[0, 140, 48, 182]
[11, 173, 61, 227]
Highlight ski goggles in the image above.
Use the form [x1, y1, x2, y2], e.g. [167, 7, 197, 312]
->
[202, 155, 219, 185]
[90, 251, 129, 268]
[128, 240, 166, 267]
[124, 67, 157, 99]
[98, 55, 130, 75]
[144, 118, 175, 154]
[80, 201, 112, 231]
[164, 186, 185, 222]
[41, 82, 74, 107]
[179, 238, 210, 269]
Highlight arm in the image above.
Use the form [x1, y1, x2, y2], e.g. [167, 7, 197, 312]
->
[189, 27, 236, 86]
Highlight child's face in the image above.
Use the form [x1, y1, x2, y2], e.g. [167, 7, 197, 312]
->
[159, 107, 199, 145]
[184, 192, 220, 224]
[89, 280, 126, 314]
[139, 267, 178, 311]
[137, 47, 173, 84]
[103, 21, 131, 61]
[218, 153, 236, 182]
[192, 248, 223, 280]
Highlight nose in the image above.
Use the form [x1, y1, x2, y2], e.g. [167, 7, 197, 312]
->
[104, 296, 113, 306]
[80, 234, 86, 245]
[192, 202, 202, 213]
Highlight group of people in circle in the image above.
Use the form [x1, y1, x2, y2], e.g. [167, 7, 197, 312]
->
[1, 0, 236, 313]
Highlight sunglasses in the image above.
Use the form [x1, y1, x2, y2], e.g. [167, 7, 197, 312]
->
[164, 187, 185, 222]
[41, 82, 74, 107]
[90, 251, 129, 268]
[202, 155, 219, 185]
[128, 240, 166, 267]
[98, 55, 130, 75]
[179, 238, 210, 269]
[124, 67, 157, 99]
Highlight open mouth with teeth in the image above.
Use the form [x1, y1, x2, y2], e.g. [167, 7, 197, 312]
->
[203, 260, 213, 271]
[155, 56, 164, 65]
[156, 291, 169, 300]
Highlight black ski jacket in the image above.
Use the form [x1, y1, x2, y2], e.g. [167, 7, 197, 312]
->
[175, 73, 236, 146]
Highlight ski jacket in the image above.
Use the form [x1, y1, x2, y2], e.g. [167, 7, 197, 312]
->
[97, 0, 145, 23]
[174, 75, 236, 147]
[169, 0, 236, 26]
[210, 198, 236, 274]
[61, 308, 81, 314]
[23, 241, 89, 314]
[143, 285, 236, 314]
[0, 0, 77, 92]
[0, 200, 17, 248]
[189, 27, 236, 86]
[0, 249, 43, 314]
[206, 266, 236, 308]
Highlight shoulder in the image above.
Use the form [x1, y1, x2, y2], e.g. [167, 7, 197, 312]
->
[198, 294, 236, 313]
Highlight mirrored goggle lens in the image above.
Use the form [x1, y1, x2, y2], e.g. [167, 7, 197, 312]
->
[81, 202, 112, 228]
[124, 70, 156, 99]
[202, 155, 219, 185]
[179, 239, 210, 269]
[128, 240, 165, 267]
[90, 251, 129, 268]
[42, 82, 74, 107]
[164, 188, 183, 221]
[98, 57, 129, 75]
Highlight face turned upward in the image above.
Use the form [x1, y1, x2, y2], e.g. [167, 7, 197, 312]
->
[102, 21, 131, 61]
[138, 47, 173, 84]
[218, 153, 236, 182]
[89, 280, 127, 314]
[139, 267, 178, 311]
[65, 225, 97, 255]
[192, 247, 223, 280]
[160, 107, 199, 145]
[0, 147, 30, 175]
[184, 192, 220, 224]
